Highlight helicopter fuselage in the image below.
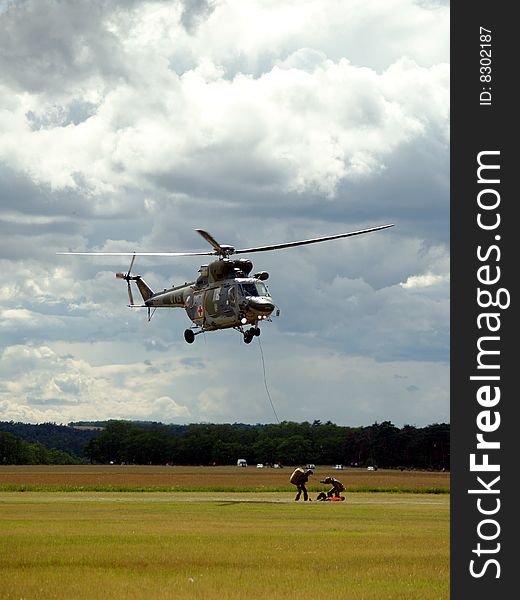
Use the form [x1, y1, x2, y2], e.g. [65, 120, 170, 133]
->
[138, 258, 275, 342]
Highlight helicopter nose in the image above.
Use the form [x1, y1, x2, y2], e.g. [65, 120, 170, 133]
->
[247, 298, 275, 315]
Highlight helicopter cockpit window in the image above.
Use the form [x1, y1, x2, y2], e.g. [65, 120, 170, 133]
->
[255, 282, 269, 296]
[241, 282, 269, 297]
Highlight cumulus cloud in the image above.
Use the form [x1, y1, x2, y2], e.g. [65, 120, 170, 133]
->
[0, 344, 191, 423]
[0, 55, 448, 198]
[401, 272, 449, 289]
[0, 0, 448, 199]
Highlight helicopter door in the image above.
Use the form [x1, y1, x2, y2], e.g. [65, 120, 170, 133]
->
[225, 285, 237, 314]
[205, 288, 220, 317]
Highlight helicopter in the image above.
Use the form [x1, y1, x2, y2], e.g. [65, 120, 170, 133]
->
[57, 224, 394, 344]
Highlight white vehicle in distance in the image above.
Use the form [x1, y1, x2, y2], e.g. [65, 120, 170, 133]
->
[256, 463, 264, 468]
[333, 464, 344, 470]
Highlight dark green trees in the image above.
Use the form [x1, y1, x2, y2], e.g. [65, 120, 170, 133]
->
[82, 420, 450, 469]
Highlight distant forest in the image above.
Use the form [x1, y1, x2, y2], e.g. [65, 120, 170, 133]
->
[0, 420, 449, 470]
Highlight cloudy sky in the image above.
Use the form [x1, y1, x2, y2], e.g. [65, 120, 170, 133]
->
[0, 0, 449, 427]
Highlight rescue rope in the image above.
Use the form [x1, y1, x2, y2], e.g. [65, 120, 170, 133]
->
[257, 337, 280, 423]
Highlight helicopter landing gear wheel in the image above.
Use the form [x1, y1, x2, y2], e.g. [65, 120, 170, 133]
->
[184, 329, 195, 344]
[243, 327, 259, 343]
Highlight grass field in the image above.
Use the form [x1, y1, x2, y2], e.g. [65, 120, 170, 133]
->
[0, 466, 449, 599]
[0, 464, 450, 493]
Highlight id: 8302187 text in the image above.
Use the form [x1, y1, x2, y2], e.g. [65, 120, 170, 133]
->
[480, 27, 492, 106]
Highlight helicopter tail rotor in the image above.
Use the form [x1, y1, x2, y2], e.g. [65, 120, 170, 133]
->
[126, 280, 134, 306]
[115, 254, 138, 306]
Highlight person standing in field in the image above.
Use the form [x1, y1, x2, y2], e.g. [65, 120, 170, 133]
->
[290, 467, 313, 501]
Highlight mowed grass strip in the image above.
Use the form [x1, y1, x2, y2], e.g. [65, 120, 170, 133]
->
[0, 492, 449, 600]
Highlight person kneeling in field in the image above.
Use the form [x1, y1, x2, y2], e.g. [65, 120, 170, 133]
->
[290, 467, 313, 501]
[317, 476, 345, 501]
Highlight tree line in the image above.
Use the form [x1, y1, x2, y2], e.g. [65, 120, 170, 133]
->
[0, 431, 81, 465]
[0, 421, 98, 458]
[84, 420, 449, 470]
[0, 420, 449, 469]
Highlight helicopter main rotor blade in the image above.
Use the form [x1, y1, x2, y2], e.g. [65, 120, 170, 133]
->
[56, 224, 394, 259]
[56, 251, 216, 257]
[194, 229, 237, 256]
[234, 224, 394, 254]
[195, 229, 225, 253]
[127, 254, 136, 276]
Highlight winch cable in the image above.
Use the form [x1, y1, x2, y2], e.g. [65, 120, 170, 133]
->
[257, 337, 280, 423]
